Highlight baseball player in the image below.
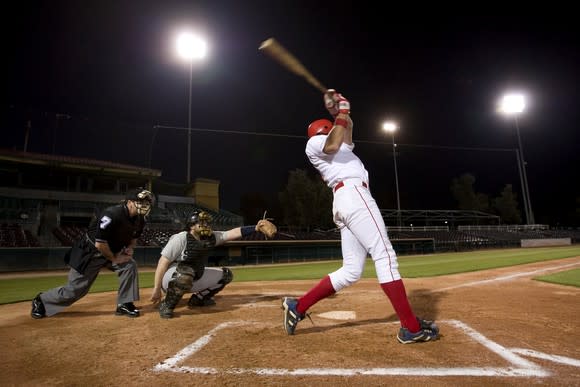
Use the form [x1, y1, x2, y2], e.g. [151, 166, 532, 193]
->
[282, 90, 439, 343]
[31, 187, 154, 319]
[150, 211, 276, 319]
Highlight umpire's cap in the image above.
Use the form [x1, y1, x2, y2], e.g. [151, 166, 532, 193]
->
[125, 187, 154, 203]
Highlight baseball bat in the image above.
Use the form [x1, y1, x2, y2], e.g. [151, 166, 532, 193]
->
[258, 37, 327, 93]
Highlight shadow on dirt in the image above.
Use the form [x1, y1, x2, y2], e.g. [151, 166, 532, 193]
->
[292, 287, 447, 335]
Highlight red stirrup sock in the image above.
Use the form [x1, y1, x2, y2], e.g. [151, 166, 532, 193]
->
[380, 279, 420, 332]
[297, 275, 336, 315]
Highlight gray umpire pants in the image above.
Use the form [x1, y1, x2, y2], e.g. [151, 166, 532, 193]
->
[40, 257, 140, 317]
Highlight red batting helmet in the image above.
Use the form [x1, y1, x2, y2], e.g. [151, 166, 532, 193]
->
[307, 119, 333, 138]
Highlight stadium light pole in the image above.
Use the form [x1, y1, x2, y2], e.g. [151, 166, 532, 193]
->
[382, 121, 402, 227]
[176, 32, 207, 184]
[498, 93, 534, 225]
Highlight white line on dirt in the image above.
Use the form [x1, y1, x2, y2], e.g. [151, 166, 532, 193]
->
[152, 321, 249, 372]
[174, 366, 549, 377]
[434, 261, 580, 292]
[509, 348, 580, 367]
[152, 319, 551, 377]
[447, 320, 542, 370]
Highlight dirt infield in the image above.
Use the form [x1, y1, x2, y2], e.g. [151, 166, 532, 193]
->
[1, 257, 579, 386]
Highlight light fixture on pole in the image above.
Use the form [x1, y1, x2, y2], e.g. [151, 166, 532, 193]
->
[176, 32, 207, 184]
[382, 121, 402, 227]
[498, 93, 534, 224]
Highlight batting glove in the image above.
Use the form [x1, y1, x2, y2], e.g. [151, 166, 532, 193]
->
[324, 89, 350, 117]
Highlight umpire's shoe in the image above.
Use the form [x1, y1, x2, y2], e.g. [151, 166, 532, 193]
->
[115, 302, 140, 318]
[31, 293, 46, 319]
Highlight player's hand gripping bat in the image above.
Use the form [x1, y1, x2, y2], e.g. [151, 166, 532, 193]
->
[259, 37, 327, 93]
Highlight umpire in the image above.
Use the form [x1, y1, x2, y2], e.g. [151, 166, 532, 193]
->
[31, 187, 154, 319]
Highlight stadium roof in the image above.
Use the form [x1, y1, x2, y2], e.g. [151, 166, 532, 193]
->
[0, 148, 161, 178]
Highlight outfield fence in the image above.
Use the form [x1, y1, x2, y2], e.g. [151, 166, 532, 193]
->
[0, 238, 435, 272]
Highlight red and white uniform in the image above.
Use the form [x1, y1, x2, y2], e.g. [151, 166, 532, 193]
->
[305, 135, 401, 289]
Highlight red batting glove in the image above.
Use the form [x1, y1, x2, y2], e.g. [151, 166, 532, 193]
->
[336, 94, 350, 114]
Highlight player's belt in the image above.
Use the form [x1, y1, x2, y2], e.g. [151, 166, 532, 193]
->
[334, 181, 368, 193]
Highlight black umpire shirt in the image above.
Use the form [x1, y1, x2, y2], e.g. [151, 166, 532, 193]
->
[87, 204, 146, 254]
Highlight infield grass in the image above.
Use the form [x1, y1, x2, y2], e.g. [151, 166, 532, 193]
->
[1, 245, 579, 304]
[534, 268, 580, 288]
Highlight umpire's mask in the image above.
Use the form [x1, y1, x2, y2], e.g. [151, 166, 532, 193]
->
[126, 188, 154, 216]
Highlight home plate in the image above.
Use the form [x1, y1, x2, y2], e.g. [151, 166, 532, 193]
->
[317, 311, 356, 320]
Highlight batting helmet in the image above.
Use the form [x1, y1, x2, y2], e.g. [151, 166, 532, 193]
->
[307, 119, 333, 138]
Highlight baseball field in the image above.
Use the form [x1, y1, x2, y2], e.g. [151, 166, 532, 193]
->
[1, 246, 579, 386]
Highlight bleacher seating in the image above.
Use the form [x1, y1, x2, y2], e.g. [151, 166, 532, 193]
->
[52, 225, 87, 247]
[0, 223, 41, 247]
[2, 190, 579, 250]
[138, 225, 181, 247]
[163, 203, 243, 230]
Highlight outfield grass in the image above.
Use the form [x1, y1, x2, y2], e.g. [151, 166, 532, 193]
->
[1, 246, 579, 304]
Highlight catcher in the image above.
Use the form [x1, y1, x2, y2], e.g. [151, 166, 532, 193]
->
[150, 210, 277, 318]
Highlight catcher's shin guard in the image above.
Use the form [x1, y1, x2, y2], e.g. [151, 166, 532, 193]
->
[160, 273, 192, 318]
[159, 287, 184, 319]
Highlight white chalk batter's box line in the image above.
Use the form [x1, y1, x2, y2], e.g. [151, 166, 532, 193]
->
[151, 319, 580, 377]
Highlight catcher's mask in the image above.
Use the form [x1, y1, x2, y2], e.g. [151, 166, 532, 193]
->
[125, 188, 154, 216]
[307, 119, 333, 138]
[186, 211, 213, 239]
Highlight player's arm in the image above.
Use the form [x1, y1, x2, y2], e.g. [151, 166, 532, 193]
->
[122, 238, 138, 256]
[222, 228, 243, 241]
[95, 241, 131, 264]
[150, 256, 171, 303]
[323, 90, 351, 154]
[343, 114, 353, 144]
[95, 241, 117, 262]
[323, 113, 351, 154]
[220, 225, 257, 243]
[218, 223, 264, 244]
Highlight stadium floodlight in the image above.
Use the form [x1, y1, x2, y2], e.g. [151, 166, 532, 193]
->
[498, 93, 525, 115]
[498, 92, 534, 224]
[382, 121, 402, 227]
[176, 32, 208, 184]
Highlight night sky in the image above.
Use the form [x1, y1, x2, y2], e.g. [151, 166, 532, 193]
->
[4, 2, 579, 225]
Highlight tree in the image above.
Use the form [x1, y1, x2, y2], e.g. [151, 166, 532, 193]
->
[492, 184, 522, 224]
[450, 173, 490, 212]
[279, 169, 333, 230]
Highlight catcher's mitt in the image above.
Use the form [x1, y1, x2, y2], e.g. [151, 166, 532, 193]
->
[256, 219, 277, 239]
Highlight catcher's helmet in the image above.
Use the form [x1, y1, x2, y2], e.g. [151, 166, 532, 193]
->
[185, 211, 213, 237]
[307, 119, 333, 138]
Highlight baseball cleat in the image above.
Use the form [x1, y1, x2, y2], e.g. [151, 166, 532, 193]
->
[187, 294, 216, 308]
[31, 293, 46, 319]
[417, 318, 439, 336]
[158, 301, 174, 319]
[397, 319, 440, 344]
[282, 297, 304, 335]
[115, 302, 140, 318]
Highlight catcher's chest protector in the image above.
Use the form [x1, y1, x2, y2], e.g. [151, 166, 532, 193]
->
[184, 233, 216, 278]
